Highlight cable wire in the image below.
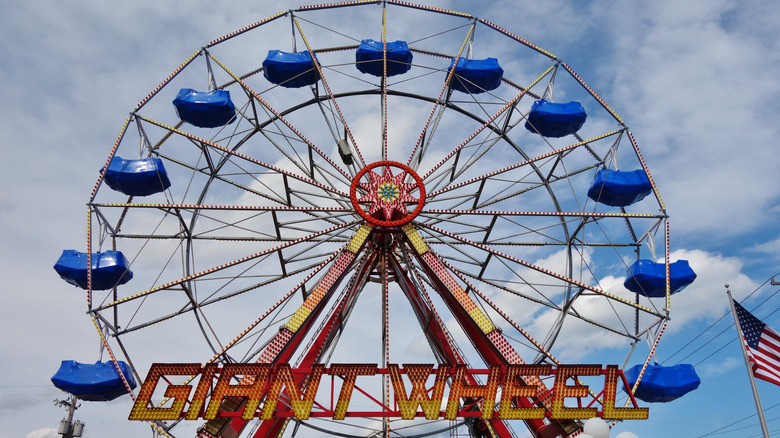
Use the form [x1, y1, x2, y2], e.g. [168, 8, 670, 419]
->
[661, 273, 780, 365]
[693, 400, 780, 438]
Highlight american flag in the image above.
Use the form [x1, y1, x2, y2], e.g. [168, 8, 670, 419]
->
[734, 301, 780, 386]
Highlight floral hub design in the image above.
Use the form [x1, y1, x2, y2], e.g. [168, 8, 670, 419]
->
[377, 182, 401, 203]
[350, 161, 425, 227]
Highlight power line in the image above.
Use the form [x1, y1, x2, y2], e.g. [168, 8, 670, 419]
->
[661, 274, 780, 365]
[674, 290, 780, 367]
[694, 400, 780, 437]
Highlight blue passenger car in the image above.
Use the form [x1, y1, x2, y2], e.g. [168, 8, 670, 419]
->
[624, 363, 700, 403]
[525, 99, 587, 137]
[449, 57, 503, 94]
[356, 39, 413, 77]
[173, 88, 236, 128]
[587, 169, 652, 207]
[51, 360, 137, 402]
[103, 156, 171, 197]
[263, 50, 320, 88]
[624, 259, 697, 297]
[54, 250, 133, 291]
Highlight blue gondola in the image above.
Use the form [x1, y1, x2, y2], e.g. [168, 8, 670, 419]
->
[103, 156, 171, 197]
[623, 259, 697, 297]
[355, 39, 413, 77]
[51, 360, 137, 402]
[173, 88, 236, 128]
[54, 250, 133, 291]
[524, 99, 587, 137]
[587, 169, 652, 207]
[623, 363, 700, 403]
[449, 57, 503, 94]
[263, 50, 320, 88]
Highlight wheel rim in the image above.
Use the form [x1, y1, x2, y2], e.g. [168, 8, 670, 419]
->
[83, 4, 671, 437]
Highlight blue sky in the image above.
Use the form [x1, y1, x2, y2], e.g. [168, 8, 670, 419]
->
[1, 1, 780, 437]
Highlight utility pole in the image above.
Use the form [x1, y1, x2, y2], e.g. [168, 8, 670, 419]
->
[54, 396, 84, 438]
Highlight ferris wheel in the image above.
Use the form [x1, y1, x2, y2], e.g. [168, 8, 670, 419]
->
[52, 2, 697, 438]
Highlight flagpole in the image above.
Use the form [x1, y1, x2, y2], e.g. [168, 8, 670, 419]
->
[726, 284, 771, 438]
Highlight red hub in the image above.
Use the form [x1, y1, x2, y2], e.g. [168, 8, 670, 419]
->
[350, 161, 425, 227]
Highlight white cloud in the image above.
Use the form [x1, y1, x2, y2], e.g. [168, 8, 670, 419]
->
[25, 428, 58, 438]
[750, 234, 780, 259]
[605, 1, 780, 239]
[697, 356, 741, 378]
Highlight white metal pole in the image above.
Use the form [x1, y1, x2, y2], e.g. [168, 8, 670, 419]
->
[726, 285, 770, 438]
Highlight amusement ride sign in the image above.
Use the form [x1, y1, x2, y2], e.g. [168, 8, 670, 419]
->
[129, 363, 648, 421]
